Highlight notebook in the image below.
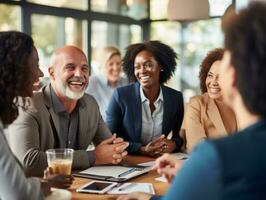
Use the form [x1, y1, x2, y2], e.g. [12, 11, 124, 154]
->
[73, 164, 151, 182]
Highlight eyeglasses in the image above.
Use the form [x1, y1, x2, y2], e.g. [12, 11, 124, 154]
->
[134, 61, 156, 71]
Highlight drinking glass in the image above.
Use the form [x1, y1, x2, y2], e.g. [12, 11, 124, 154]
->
[46, 148, 74, 175]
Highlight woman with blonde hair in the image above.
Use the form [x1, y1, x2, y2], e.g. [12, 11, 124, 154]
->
[86, 46, 127, 120]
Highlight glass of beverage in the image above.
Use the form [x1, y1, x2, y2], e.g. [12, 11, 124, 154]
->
[46, 148, 74, 175]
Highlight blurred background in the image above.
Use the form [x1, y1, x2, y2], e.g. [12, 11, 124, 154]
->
[0, 0, 248, 101]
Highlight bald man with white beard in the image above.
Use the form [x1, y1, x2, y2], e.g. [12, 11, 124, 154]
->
[8, 45, 128, 176]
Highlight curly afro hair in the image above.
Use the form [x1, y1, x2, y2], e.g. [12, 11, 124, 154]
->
[224, 2, 266, 117]
[199, 48, 224, 93]
[122, 40, 177, 84]
[0, 31, 34, 126]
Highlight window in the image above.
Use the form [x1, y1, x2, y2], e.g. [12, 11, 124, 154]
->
[91, 20, 142, 74]
[150, 0, 169, 20]
[151, 18, 223, 101]
[28, 0, 88, 10]
[151, 21, 181, 91]
[0, 4, 21, 31]
[209, 0, 232, 16]
[181, 18, 223, 101]
[31, 14, 87, 76]
[91, 0, 148, 20]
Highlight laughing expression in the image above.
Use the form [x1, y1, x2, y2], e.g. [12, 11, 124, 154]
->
[51, 48, 89, 100]
[24, 47, 43, 96]
[104, 54, 122, 85]
[134, 50, 161, 89]
[205, 60, 222, 100]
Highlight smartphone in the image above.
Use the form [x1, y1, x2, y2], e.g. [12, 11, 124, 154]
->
[76, 181, 117, 194]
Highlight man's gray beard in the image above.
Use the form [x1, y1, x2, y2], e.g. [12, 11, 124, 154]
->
[56, 81, 86, 100]
[65, 87, 85, 100]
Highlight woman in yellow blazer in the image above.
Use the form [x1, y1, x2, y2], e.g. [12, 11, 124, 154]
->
[184, 48, 237, 152]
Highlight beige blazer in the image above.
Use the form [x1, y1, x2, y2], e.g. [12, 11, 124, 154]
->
[8, 84, 111, 176]
[183, 93, 237, 152]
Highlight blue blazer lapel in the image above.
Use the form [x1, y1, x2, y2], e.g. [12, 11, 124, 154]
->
[162, 86, 171, 135]
[132, 82, 142, 142]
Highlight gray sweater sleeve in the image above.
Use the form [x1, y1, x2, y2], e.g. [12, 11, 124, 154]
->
[0, 124, 44, 200]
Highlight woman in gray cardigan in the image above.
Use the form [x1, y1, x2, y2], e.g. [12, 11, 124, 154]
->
[0, 31, 72, 199]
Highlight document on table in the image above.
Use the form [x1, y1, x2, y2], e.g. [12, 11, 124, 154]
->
[137, 161, 155, 167]
[73, 165, 150, 182]
[172, 152, 189, 160]
[155, 176, 167, 183]
[138, 152, 189, 168]
[107, 183, 155, 195]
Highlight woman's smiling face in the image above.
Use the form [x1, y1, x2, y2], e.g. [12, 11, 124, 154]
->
[134, 50, 162, 89]
[205, 60, 222, 100]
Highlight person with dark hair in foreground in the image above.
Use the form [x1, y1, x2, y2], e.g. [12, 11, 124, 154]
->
[0, 31, 72, 200]
[183, 48, 237, 152]
[116, 2, 266, 200]
[106, 40, 184, 157]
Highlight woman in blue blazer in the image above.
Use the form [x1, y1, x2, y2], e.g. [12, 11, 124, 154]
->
[106, 41, 184, 156]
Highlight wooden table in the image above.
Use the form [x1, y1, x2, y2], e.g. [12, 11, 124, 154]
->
[69, 155, 168, 200]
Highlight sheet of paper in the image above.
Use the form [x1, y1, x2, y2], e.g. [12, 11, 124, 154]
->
[155, 176, 167, 183]
[137, 161, 155, 167]
[172, 152, 189, 160]
[138, 153, 188, 168]
[108, 183, 155, 194]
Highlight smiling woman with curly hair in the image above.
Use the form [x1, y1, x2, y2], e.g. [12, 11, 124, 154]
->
[0, 31, 72, 199]
[183, 48, 237, 152]
[106, 41, 184, 157]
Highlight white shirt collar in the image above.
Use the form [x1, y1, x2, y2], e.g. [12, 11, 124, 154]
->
[139, 85, 163, 104]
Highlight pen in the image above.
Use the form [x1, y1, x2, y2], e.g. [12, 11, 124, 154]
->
[118, 183, 136, 191]
[118, 168, 135, 177]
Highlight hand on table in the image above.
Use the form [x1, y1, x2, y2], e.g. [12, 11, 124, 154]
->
[95, 134, 129, 164]
[140, 135, 177, 157]
[153, 153, 184, 184]
[43, 167, 74, 189]
[159, 139, 177, 154]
